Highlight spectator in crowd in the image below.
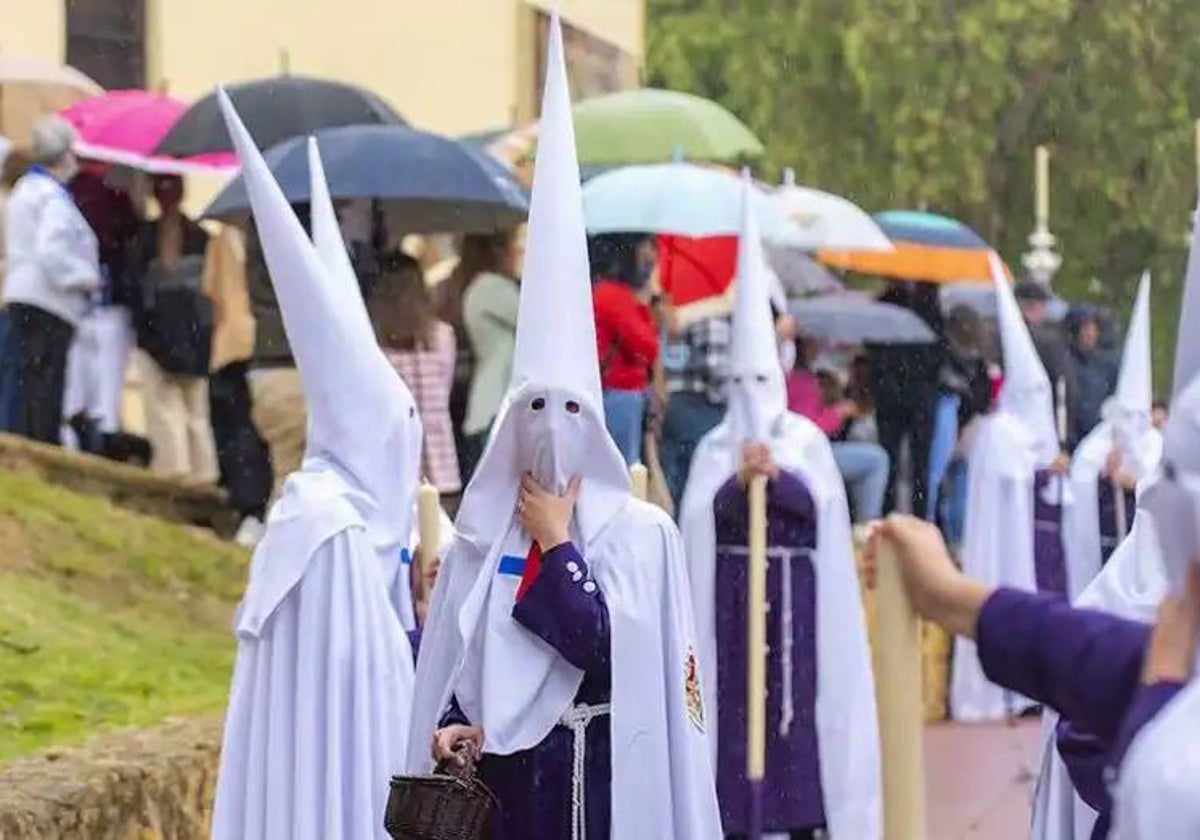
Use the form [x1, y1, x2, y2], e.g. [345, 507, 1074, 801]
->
[787, 338, 890, 522]
[2, 116, 100, 444]
[1151, 398, 1169, 430]
[437, 229, 523, 480]
[1015, 279, 1078, 449]
[64, 158, 140, 448]
[1067, 307, 1119, 443]
[369, 249, 462, 497]
[927, 305, 993, 522]
[589, 232, 660, 465]
[458, 231, 524, 478]
[203, 223, 272, 546]
[660, 312, 730, 507]
[0, 141, 30, 431]
[131, 174, 217, 483]
[866, 281, 944, 515]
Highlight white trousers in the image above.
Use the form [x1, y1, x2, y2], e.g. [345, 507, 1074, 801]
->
[62, 306, 134, 446]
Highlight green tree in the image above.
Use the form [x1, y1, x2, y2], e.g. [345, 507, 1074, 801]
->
[648, 0, 1200, 389]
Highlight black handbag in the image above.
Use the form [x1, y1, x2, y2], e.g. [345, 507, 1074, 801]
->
[384, 744, 497, 840]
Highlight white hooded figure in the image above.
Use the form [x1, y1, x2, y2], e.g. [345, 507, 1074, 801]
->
[1108, 374, 1200, 839]
[1032, 216, 1200, 840]
[951, 253, 1061, 721]
[1062, 273, 1160, 600]
[678, 177, 880, 837]
[210, 94, 419, 840]
[405, 15, 721, 840]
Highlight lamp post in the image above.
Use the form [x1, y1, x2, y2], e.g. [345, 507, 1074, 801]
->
[1022, 145, 1062, 287]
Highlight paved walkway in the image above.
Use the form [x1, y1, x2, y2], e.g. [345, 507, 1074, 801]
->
[925, 719, 1042, 839]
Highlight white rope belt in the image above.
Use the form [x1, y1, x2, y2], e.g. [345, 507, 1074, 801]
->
[558, 701, 611, 840]
[718, 545, 814, 738]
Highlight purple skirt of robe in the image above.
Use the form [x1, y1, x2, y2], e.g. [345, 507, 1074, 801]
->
[1033, 469, 1067, 595]
[712, 470, 826, 834]
[1097, 481, 1136, 564]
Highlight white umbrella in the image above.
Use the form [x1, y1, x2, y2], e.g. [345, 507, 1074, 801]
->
[773, 167, 893, 252]
[582, 161, 812, 247]
[0, 55, 102, 146]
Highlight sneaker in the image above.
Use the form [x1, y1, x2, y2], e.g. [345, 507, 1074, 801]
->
[234, 516, 266, 548]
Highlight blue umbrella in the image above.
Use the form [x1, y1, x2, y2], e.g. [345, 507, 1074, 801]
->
[582, 162, 811, 246]
[203, 124, 528, 234]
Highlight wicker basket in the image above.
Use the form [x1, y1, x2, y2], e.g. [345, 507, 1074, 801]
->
[385, 747, 497, 840]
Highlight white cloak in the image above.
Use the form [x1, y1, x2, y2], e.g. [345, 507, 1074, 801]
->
[679, 412, 881, 839]
[212, 471, 416, 840]
[407, 496, 723, 840]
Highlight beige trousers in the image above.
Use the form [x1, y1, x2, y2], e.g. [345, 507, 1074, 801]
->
[248, 367, 308, 498]
[136, 350, 219, 483]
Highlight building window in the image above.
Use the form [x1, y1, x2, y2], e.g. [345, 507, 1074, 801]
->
[533, 10, 637, 112]
[64, 0, 146, 90]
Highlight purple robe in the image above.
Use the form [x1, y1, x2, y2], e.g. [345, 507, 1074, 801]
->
[976, 587, 1181, 839]
[441, 542, 611, 840]
[1097, 481, 1137, 564]
[1033, 469, 1067, 594]
[711, 470, 825, 835]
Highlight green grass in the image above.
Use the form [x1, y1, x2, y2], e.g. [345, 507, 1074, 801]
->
[0, 471, 246, 763]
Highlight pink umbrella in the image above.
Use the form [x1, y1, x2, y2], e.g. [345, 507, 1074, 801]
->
[60, 90, 235, 174]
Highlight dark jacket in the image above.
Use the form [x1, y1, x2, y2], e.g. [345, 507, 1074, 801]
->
[1028, 322, 1079, 450]
[1070, 346, 1119, 443]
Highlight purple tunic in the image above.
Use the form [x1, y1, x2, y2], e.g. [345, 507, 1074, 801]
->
[711, 470, 824, 835]
[440, 542, 611, 840]
[975, 587, 1179, 839]
[1097, 480, 1137, 564]
[1033, 469, 1067, 594]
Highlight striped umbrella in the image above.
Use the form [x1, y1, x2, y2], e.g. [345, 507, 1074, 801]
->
[819, 210, 1010, 283]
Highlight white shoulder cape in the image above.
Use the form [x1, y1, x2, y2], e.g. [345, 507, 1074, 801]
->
[679, 412, 881, 839]
[407, 497, 723, 840]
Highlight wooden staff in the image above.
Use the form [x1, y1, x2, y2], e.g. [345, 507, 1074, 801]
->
[1113, 474, 1128, 541]
[630, 462, 649, 501]
[416, 480, 440, 603]
[746, 473, 768, 840]
[872, 537, 927, 839]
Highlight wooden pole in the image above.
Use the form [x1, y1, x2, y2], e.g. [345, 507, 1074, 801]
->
[630, 462, 649, 501]
[416, 481, 440, 603]
[873, 537, 927, 839]
[745, 473, 769, 840]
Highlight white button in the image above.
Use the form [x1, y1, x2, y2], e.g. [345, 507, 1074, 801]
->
[572, 571, 584, 583]
[566, 561, 579, 574]
[583, 581, 597, 594]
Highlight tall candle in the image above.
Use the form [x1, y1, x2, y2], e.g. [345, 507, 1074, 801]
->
[873, 538, 927, 839]
[1055, 377, 1068, 444]
[746, 474, 769, 782]
[1035, 145, 1050, 228]
[416, 482, 440, 599]
[630, 463, 649, 501]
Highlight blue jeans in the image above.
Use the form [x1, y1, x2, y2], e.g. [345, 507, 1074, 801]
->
[832, 441, 889, 522]
[602, 388, 646, 466]
[0, 309, 22, 432]
[939, 458, 969, 546]
[926, 394, 961, 520]
[661, 391, 726, 508]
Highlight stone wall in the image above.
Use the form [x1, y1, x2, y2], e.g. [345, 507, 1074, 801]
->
[0, 717, 221, 840]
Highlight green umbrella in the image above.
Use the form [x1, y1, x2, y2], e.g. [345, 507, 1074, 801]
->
[572, 87, 763, 165]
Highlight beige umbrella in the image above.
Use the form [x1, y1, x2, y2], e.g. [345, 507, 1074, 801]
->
[0, 55, 102, 146]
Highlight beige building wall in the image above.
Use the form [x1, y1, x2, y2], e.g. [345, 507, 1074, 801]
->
[0, 0, 65, 62]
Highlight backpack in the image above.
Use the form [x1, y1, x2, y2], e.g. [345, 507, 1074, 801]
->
[137, 254, 213, 376]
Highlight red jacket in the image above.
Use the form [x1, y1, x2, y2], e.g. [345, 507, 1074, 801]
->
[593, 279, 659, 391]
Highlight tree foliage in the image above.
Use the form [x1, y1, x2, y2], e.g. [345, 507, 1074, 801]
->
[648, 0, 1200, 388]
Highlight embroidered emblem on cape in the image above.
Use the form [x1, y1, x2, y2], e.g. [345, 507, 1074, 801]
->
[684, 647, 705, 731]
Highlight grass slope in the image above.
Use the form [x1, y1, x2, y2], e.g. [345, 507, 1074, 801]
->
[0, 471, 245, 763]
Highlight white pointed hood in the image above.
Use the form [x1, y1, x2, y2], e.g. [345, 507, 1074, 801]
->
[218, 91, 421, 556]
[726, 174, 788, 444]
[993, 253, 1059, 465]
[1172, 210, 1200, 397]
[454, 12, 628, 551]
[1103, 271, 1156, 461]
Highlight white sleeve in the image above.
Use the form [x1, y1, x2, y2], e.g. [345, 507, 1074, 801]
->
[37, 196, 100, 293]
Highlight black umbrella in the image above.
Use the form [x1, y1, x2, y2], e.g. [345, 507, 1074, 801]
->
[203, 124, 529, 234]
[155, 76, 404, 158]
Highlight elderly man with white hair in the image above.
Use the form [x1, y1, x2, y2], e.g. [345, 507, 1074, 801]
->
[2, 115, 100, 444]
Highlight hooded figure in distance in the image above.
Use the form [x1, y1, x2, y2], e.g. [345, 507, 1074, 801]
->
[406, 15, 721, 840]
[210, 93, 419, 840]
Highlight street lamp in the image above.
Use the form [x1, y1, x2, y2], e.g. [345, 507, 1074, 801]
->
[1022, 145, 1062, 287]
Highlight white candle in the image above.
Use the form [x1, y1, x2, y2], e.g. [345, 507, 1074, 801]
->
[1035, 145, 1050, 228]
[746, 474, 769, 781]
[416, 482, 440, 599]
[629, 463, 649, 501]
